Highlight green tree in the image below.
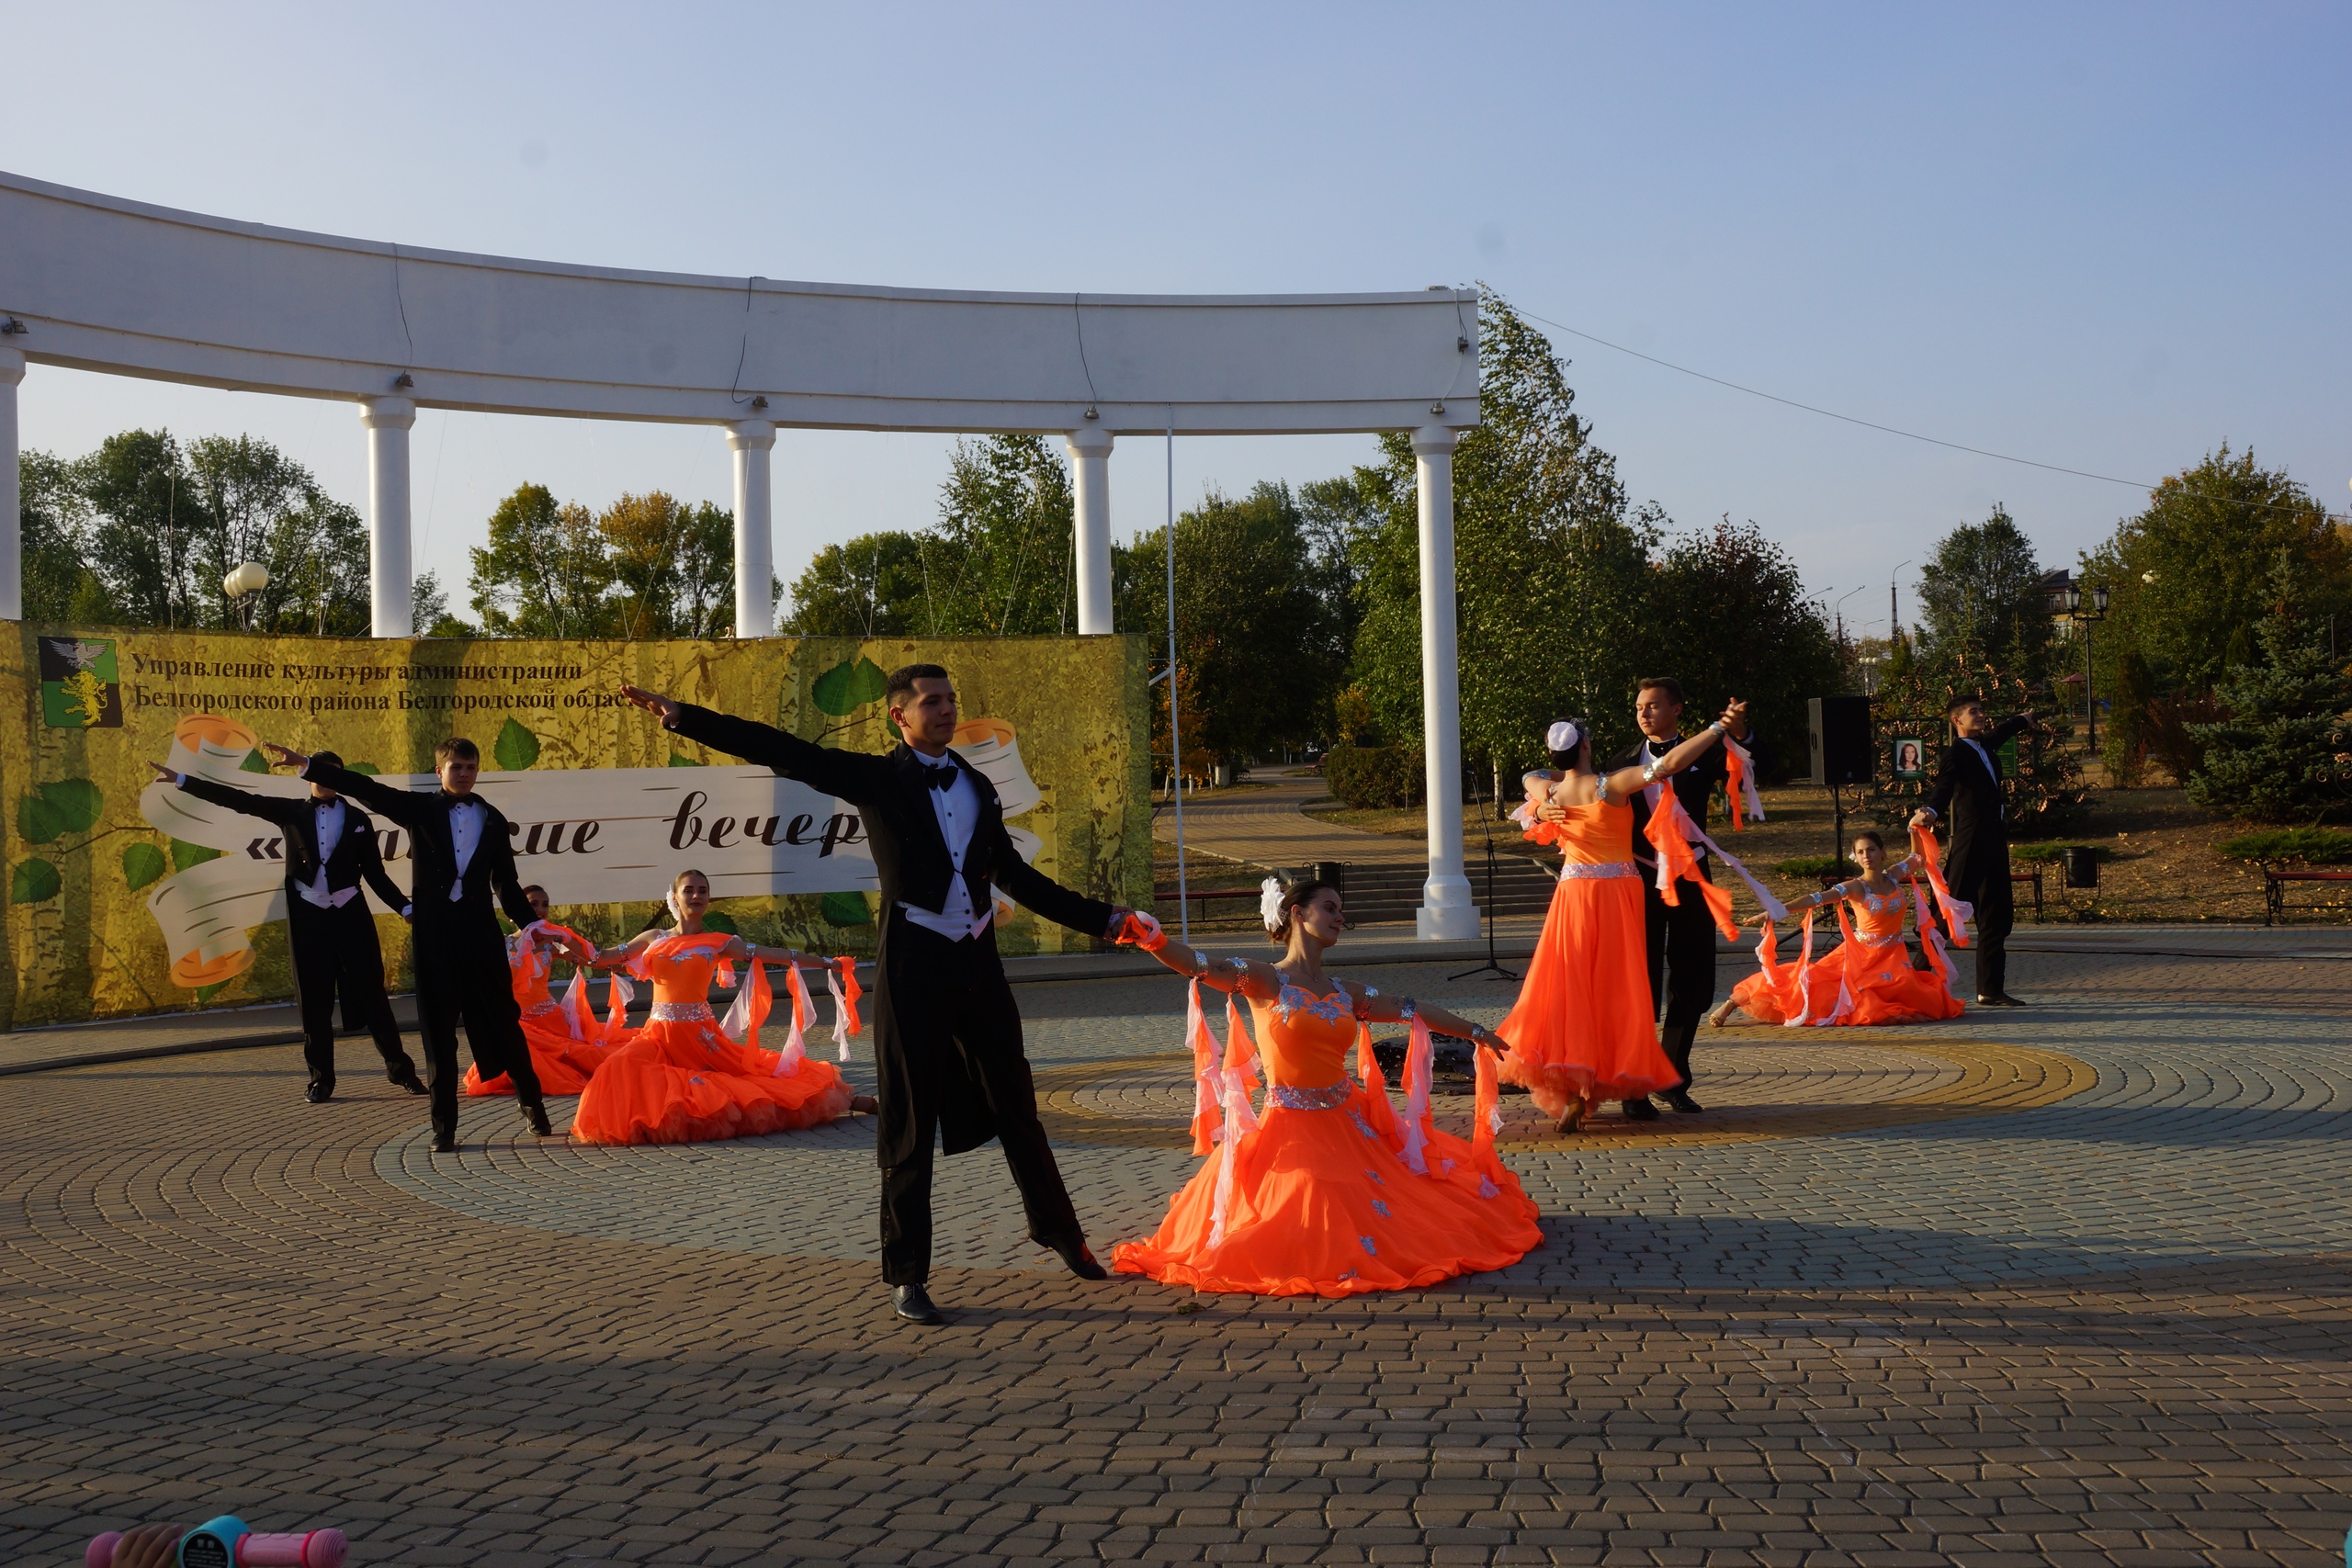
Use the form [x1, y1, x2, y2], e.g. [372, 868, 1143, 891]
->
[78, 428, 200, 626]
[785, 530, 940, 637]
[1350, 288, 1658, 772]
[17, 449, 96, 622]
[2078, 445, 2350, 698]
[412, 570, 476, 637]
[922, 435, 1075, 635]
[601, 491, 749, 639]
[2186, 552, 2352, 821]
[1648, 517, 1840, 781]
[468, 484, 616, 637]
[1916, 503, 2050, 678]
[1115, 481, 1342, 765]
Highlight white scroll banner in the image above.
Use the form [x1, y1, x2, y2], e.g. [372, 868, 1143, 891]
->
[137, 713, 1049, 988]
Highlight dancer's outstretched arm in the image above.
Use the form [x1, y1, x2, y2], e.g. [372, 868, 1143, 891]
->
[618, 685, 893, 804]
[259, 745, 432, 829]
[1138, 936, 1285, 999]
[1591, 699, 1746, 800]
[1341, 985, 1510, 1052]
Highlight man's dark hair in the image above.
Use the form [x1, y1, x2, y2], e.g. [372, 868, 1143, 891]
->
[886, 663, 952, 712]
[1636, 676, 1685, 706]
[1945, 693, 1984, 716]
[521, 884, 548, 902]
[435, 737, 480, 765]
[310, 749, 344, 773]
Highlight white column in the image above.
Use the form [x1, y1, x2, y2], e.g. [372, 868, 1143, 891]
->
[0, 346, 22, 621]
[728, 420, 775, 638]
[1067, 426, 1114, 634]
[1413, 424, 1478, 940]
[359, 396, 414, 637]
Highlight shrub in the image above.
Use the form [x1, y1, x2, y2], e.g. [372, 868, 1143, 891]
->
[1322, 743, 1425, 809]
[2213, 829, 2352, 864]
[2142, 690, 2222, 786]
[1774, 855, 1860, 878]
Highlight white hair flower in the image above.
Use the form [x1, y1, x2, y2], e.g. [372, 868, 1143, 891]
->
[1546, 720, 1581, 754]
[1259, 875, 1286, 933]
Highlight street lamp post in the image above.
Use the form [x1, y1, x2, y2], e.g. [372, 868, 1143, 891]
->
[2045, 581, 2111, 755]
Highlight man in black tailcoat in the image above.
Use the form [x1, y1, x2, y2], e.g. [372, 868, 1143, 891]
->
[1604, 677, 1753, 1118]
[259, 736, 553, 1151]
[1910, 694, 2034, 1007]
[619, 664, 1135, 1326]
[143, 750, 425, 1105]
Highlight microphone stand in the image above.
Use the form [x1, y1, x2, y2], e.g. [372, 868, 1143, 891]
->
[1451, 763, 1521, 984]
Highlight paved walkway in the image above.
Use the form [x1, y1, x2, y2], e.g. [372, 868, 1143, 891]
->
[4, 942, 2350, 1566]
[1156, 767, 1429, 868]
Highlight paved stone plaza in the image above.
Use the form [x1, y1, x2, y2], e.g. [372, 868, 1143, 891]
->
[4, 940, 2349, 1566]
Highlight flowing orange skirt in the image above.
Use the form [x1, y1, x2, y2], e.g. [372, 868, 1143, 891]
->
[461, 1010, 616, 1097]
[1112, 1087, 1542, 1298]
[1496, 874, 1676, 1116]
[569, 1013, 854, 1145]
[1731, 937, 1963, 1027]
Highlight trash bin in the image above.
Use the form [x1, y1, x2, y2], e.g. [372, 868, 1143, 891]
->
[2063, 846, 2098, 889]
[1312, 861, 1346, 891]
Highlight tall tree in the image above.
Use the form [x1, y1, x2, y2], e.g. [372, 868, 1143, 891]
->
[78, 428, 200, 627]
[1648, 517, 1840, 779]
[784, 530, 940, 637]
[468, 483, 616, 637]
[1115, 481, 1341, 764]
[2187, 551, 2352, 821]
[1916, 503, 2050, 678]
[1350, 288, 1659, 769]
[923, 435, 1076, 635]
[17, 449, 96, 623]
[2077, 445, 2350, 695]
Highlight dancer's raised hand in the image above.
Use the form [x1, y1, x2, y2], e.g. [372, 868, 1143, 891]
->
[261, 741, 311, 772]
[1719, 698, 1749, 738]
[618, 684, 680, 723]
[141, 760, 180, 785]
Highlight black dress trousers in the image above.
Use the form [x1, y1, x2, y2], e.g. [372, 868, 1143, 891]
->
[1641, 859, 1719, 1092]
[413, 916, 542, 1138]
[287, 897, 415, 1092]
[874, 913, 1080, 1286]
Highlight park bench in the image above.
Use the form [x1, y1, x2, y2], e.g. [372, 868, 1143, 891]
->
[2262, 866, 2352, 925]
[1153, 885, 1262, 930]
[2013, 864, 2044, 922]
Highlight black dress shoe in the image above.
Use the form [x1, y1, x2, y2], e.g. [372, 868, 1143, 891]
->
[432, 1130, 457, 1154]
[1621, 1096, 1660, 1121]
[892, 1283, 944, 1325]
[390, 1071, 428, 1096]
[1047, 1236, 1110, 1280]
[1662, 1089, 1705, 1114]
[1993, 993, 2028, 1008]
[305, 1083, 334, 1104]
[520, 1102, 554, 1137]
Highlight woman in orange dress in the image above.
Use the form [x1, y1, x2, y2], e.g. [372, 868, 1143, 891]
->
[1109, 878, 1543, 1298]
[462, 885, 615, 1098]
[1498, 709, 1743, 1133]
[1713, 829, 1966, 1028]
[570, 870, 877, 1146]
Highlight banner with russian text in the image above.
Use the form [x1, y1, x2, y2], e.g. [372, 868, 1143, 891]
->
[0, 628, 1150, 1028]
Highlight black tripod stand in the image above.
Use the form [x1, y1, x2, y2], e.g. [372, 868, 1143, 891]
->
[1451, 764, 1521, 984]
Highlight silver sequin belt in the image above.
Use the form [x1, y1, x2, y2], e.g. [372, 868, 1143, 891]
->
[1559, 860, 1638, 882]
[1266, 1082, 1351, 1111]
[522, 1000, 561, 1019]
[650, 1001, 715, 1022]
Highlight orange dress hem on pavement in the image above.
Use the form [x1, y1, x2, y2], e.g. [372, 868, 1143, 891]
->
[1495, 785, 1679, 1118]
[463, 928, 615, 1097]
[569, 931, 854, 1146]
[1730, 863, 1965, 1028]
[1113, 980, 1542, 1298]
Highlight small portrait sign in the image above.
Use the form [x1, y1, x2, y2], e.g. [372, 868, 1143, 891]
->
[1891, 736, 1926, 781]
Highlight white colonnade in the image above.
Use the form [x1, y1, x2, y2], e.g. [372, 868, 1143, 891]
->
[0, 171, 1479, 936]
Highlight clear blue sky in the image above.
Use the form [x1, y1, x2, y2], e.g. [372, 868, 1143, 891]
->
[6, 1, 2346, 642]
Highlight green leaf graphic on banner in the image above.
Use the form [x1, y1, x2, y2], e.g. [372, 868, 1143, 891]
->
[11, 859, 61, 903]
[18, 795, 62, 845]
[171, 839, 220, 872]
[820, 891, 874, 927]
[493, 718, 541, 771]
[668, 752, 705, 767]
[811, 657, 888, 716]
[345, 761, 380, 775]
[701, 910, 739, 935]
[121, 842, 167, 891]
[196, 981, 232, 1003]
[240, 749, 271, 773]
[40, 779, 104, 834]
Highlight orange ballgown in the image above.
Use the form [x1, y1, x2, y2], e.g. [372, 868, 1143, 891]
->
[1494, 791, 1679, 1117]
[1112, 980, 1543, 1298]
[569, 932, 854, 1146]
[461, 932, 614, 1097]
[1731, 866, 1965, 1028]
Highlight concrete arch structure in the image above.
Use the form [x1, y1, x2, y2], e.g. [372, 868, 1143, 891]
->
[0, 169, 1483, 938]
